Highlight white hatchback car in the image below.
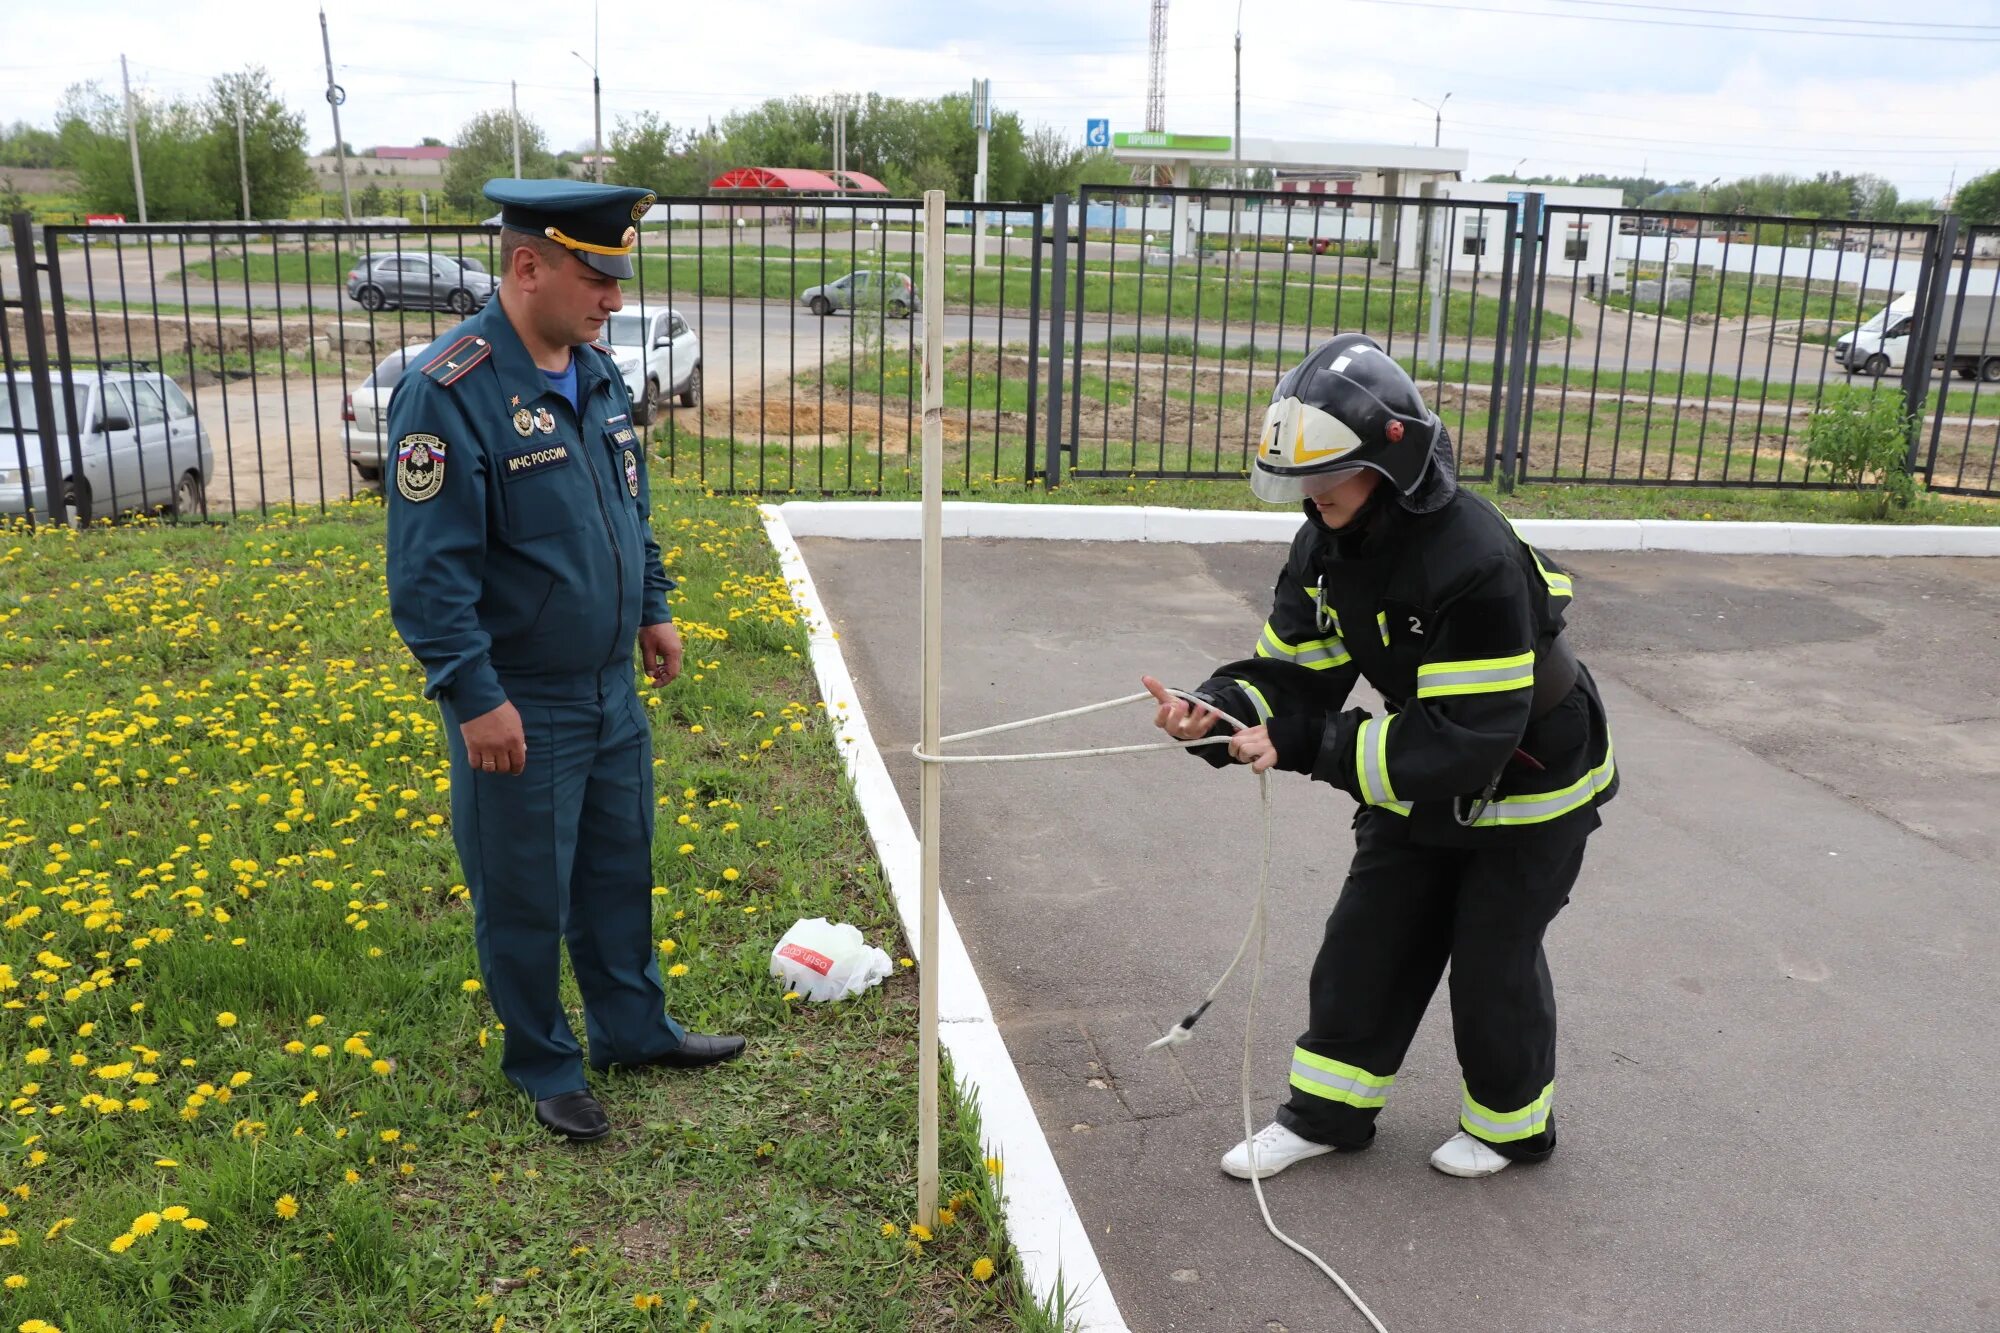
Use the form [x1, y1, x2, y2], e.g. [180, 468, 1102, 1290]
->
[596, 306, 701, 425]
[342, 343, 433, 484]
[1, 366, 213, 523]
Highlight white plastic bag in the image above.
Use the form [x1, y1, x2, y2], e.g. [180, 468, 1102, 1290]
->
[770, 917, 894, 1002]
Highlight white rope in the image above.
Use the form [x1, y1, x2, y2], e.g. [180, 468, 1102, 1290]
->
[913, 689, 1391, 1333]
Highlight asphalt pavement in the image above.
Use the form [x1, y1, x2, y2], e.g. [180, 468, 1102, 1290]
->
[801, 535, 2000, 1333]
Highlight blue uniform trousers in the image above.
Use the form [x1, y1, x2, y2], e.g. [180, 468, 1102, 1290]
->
[441, 673, 686, 1099]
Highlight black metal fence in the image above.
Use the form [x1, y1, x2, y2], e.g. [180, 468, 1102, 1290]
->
[6, 191, 2000, 526]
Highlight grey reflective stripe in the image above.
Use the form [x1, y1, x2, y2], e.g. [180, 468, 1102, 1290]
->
[1293, 640, 1351, 670]
[1417, 663, 1533, 693]
[1461, 1102, 1550, 1138]
[1233, 681, 1274, 724]
[1290, 1059, 1390, 1105]
[1464, 740, 1616, 827]
[1355, 715, 1397, 806]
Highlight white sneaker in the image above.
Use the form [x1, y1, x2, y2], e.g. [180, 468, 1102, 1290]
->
[1429, 1130, 1513, 1178]
[1220, 1122, 1337, 1180]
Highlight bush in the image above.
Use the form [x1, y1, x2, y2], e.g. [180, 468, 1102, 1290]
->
[1803, 386, 1917, 518]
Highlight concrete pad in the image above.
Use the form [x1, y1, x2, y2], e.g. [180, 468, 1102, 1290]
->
[802, 535, 2000, 1333]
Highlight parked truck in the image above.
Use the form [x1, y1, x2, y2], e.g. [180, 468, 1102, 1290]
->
[1835, 277, 2000, 382]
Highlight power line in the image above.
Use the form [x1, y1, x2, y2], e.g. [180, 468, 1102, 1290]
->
[1539, 0, 2000, 32]
[1339, 0, 2000, 40]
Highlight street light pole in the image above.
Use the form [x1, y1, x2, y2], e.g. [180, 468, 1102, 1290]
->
[571, 43, 603, 182]
[1411, 92, 1451, 148]
[236, 96, 252, 221]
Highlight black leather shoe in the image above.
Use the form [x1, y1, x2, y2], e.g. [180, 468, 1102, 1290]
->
[615, 1033, 747, 1071]
[534, 1089, 611, 1141]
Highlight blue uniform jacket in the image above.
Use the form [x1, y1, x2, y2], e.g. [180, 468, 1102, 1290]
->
[384, 296, 676, 720]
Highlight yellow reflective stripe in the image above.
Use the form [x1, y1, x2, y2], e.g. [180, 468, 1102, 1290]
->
[1532, 549, 1574, 600]
[1464, 735, 1616, 827]
[1375, 610, 1390, 647]
[1238, 682, 1273, 725]
[1258, 622, 1299, 657]
[1460, 1080, 1554, 1143]
[1290, 1049, 1395, 1108]
[1354, 714, 1399, 807]
[1255, 621, 1349, 669]
[1416, 651, 1536, 699]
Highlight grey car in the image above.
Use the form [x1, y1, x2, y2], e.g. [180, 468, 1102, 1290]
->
[346, 252, 495, 315]
[0, 366, 214, 523]
[342, 342, 435, 482]
[800, 270, 920, 319]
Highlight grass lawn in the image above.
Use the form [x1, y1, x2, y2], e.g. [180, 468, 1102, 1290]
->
[0, 482, 1053, 1332]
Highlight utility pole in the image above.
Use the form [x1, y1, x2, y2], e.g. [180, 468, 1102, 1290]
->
[119, 55, 148, 224]
[1234, 3, 1243, 192]
[511, 81, 522, 178]
[592, 3, 603, 182]
[235, 95, 252, 221]
[319, 9, 352, 222]
[571, 45, 603, 182]
[972, 78, 990, 271]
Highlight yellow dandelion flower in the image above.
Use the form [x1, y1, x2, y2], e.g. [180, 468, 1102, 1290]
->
[971, 1256, 996, 1282]
[379, 1129, 400, 1143]
[984, 1156, 1004, 1177]
[632, 1293, 664, 1311]
[283, 1041, 306, 1055]
[22, 1050, 48, 1066]
[306, 1014, 326, 1027]
[908, 1223, 933, 1243]
[657, 938, 677, 954]
[154, 1159, 177, 1168]
[666, 963, 689, 978]
[880, 1221, 901, 1238]
[215, 1012, 238, 1028]
[3, 1274, 25, 1290]
[461, 979, 482, 993]
[275, 1194, 299, 1220]
[108, 1232, 137, 1253]
[228, 1071, 252, 1088]
[181, 1217, 208, 1231]
[130, 1212, 161, 1237]
[42, 1218, 74, 1240]
[299, 1090, 319, 1106]
[161, 1207, 189, 1222]
[369, 1059, 392, 1076]
[722, 867, 740, 882]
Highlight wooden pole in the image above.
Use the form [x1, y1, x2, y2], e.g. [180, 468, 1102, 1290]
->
[917, 189, 946, 1227]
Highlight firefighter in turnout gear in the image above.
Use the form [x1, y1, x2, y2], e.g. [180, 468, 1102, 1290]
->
[1143, 333, 1616, 1180]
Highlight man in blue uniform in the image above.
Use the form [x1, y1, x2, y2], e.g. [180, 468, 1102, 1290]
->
[386, 178, 744, 1142]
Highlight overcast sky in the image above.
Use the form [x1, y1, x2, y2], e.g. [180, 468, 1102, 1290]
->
[5, 0, 1997, 200]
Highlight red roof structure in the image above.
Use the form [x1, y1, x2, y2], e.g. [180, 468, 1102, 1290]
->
[709, 166, 889, 194]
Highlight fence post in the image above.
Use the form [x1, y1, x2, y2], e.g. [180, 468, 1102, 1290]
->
[1496, 193, 1541, 494]
[1024, 208, 1044, 484]
[1904, 214, 1957, 478]
[1044, 192, 1069, 488]
[8, 212, 68, 526]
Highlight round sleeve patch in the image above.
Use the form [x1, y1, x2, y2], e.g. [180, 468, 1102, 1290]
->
[395, 433, 447, 503]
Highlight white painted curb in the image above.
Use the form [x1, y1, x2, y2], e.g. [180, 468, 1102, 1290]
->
[759, 506, 1128, 1333]
[775, 500, 2000, 557]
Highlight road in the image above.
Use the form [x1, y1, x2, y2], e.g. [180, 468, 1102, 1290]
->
[804, 535, 2000, 1333]
[22, 235, 1889, 393]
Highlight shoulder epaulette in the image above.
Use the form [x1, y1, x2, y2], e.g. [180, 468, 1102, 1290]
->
[421, 334, 494, 387]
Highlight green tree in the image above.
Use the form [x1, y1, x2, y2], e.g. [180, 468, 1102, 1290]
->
[59, 81, 214, 220]
[0, 121, 66, 170]
[609, 111, 676, 191]
[442, 109, 557, 209]
[202, 67, 313, 219]
[1954, 168, 2000, 225]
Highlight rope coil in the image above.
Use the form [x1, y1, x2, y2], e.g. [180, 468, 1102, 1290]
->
[913, 689, 1390, 1333]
